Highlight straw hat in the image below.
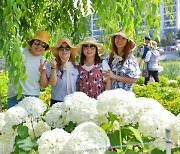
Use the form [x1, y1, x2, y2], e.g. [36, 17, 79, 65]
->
[51, 38, 77, 57]
[110, 29, 136, 51]
[76, 37, 105, 55]
[27, 30, 50, 50]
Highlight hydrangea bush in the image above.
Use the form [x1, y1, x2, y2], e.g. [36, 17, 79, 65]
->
[0, 89, 179, 153]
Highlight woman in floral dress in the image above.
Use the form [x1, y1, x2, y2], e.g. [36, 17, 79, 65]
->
[76, 37, 111, 98]
[104, 29, 140, 91]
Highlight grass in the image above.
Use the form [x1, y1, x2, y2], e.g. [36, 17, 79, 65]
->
[159, 60, 180, 80]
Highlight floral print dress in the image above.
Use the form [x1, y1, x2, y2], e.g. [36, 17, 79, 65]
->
[110, 54, 140, 91]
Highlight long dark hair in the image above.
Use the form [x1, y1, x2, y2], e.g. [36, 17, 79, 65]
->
[79, 45, 101, 65]
[108, 35, 133, 68]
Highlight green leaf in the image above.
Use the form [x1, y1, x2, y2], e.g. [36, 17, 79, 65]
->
[108, 130, 120, 146]
[128, 127, 144, 148]
[108, 112, 118, 123]
[64, 121, 77, 133]
[101, 123, 114, 132]
[0, 39, 4, 50]
[17, 124, 29, 139]
[151, 148, 165, 154]
[17, 137, 37, 152]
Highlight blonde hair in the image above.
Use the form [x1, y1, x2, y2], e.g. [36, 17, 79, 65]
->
[151, 40, 157, 49]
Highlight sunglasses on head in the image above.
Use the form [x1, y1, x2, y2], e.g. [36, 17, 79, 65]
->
[83, 44, 96, 50]
[58, 46, 71, 51]
[34, 40, 48, 49]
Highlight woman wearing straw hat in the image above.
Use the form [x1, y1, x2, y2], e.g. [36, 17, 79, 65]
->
[144, 40, 160, 84]
[7, 30, 50, 109]
[40, 38, 78, 106]
[76, 37, 111, 98]
[103, 29, 140, 91]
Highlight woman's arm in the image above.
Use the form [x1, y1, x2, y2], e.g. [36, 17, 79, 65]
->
[103, 70, 137, 84]
[49, 59, 57, 86]
[104, 78, 111, 90]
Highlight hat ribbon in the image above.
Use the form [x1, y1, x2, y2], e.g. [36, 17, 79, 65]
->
[112, 52, 123, 64]
[64, 62, 74, 94]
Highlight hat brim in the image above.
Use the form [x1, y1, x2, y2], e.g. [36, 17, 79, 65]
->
[27, 39, 50, 50]
[76, 41, 104, 55]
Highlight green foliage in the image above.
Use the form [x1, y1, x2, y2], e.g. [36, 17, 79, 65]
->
[0, 71, 8, 109]
[159, 60, 180, 80]
[14, 124, 38, 153]
[39, 86, 51, 107]
[168, 80, 178, 88]
[176, 76, 180, 87]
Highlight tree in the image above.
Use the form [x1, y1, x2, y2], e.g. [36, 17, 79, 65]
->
[160, 32, 173, 46]
[0, 0, 173, 96]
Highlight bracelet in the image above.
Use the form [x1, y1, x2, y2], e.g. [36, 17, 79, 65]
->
[51, 67, 56, 69]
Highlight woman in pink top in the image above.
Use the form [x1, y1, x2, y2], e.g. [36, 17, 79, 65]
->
[76, 37, 111, 98]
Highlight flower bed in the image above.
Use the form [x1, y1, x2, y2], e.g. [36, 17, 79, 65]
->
[0, 89, 179, 153]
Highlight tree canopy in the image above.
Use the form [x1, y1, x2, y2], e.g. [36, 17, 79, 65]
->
[0, 0, 173, 95]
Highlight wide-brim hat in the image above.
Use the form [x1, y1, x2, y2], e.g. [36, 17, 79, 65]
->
[27, 30, 50, 50]
[76, 37, 105, 55]
[109, 29, 136, 51]
[51, 38, 77, 57]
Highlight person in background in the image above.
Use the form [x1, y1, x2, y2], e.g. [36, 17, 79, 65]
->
[76, 37, 111, 98]
[40, 38, 78, 106]
[144, 40, 160, 84]
[104, 29, 140, 91]
[5, 30, 50, 109]
[139, 36, 151, 67]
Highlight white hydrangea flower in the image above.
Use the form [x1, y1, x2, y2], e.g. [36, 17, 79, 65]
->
[2, 106, 28, 134]
[23, 119, 51, 138]
[150, 138, 166, 151]
[45, 103, 67, 128]
[136, 97, 166, 121]
[170, 113, 180, 146]
[138, 109, 176, 146]
[62, 122, 110, 154]
[0, 112, 5, 133]
[0, 132, 17, 154]
[17, 97, 47, 119]
[62, 92, 99, 125]
[97, 89, 139, 126]
[37, 128, 70, 154]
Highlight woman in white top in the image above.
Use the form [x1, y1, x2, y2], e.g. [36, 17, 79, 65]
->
[41, 38, 78, 106]
[144, 40, 160, 84]
[76, 37, 111, 98]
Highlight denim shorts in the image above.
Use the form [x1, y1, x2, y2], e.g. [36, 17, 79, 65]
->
[7, 95, 39, 109]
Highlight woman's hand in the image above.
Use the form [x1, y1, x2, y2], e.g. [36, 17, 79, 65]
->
[50, 58, 57, 68]
[39, 59, 47, 74]
[103, 70, 116, 80]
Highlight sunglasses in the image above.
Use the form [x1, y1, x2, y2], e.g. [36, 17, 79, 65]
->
[83, 44, 96, 50]
[58, 46, 71, 51]
[34, 40, 48, 49]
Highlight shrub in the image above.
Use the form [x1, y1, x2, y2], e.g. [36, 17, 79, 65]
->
[167, 80, 178, 88]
